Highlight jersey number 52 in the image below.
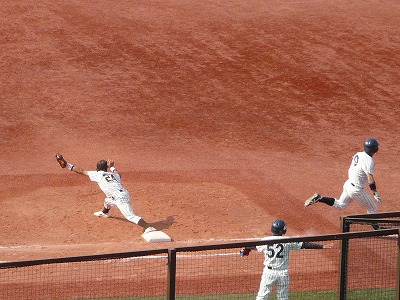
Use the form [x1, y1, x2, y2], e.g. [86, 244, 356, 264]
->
[267, 244, 284, 258]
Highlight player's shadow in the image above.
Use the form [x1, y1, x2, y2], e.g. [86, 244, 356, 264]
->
[110, 215, 175, 231]
[149, 216, 175, 231]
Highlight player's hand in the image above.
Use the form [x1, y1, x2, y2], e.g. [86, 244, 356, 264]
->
[374, 192, 382, 204]
[107, 159, 114, 168]
[323, 243, 334, 249]
[240, 248, 251, 257]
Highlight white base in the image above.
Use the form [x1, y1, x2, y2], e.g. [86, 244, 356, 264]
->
[142, 230, 172, 242]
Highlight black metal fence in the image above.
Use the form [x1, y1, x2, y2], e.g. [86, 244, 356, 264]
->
[0, 229, 398, 299]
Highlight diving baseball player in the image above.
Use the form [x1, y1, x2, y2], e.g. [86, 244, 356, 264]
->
[240, 219, 331, 300]
[55, 153, 156, 234]
[304, 138, 382, 224]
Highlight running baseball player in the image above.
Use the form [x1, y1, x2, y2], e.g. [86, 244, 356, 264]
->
[304, 138, 382, 228]
[55, 153, 156, 234]
[240, 219, 331, 300]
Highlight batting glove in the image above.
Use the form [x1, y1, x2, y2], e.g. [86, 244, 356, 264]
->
[374, 192, 382, 204]
[240, 248, 251, 257]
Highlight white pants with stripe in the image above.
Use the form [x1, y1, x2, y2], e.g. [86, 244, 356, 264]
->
[333, 179, 377, 214]
[256, 267, 289, 300]
[103, 190, 142, 224]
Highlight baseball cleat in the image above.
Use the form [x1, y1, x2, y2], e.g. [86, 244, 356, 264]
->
[144, 227, 157, 234]
[305, 193, 321, 207]
[93, 211, 110, 218]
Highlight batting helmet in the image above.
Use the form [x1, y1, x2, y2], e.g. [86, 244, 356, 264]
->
[271, 219, 287, 235]
[96, 160, 108, 171]
[364, 138, 379, 155]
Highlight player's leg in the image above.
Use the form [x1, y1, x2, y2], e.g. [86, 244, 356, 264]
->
[305, 193, 337, 207]
[276, 271, 290, 300]
[94, 197, 114, 218]
[353, 191, 377, 214]
[332, 181, 354, 210]
[115, 193, 156, 233]
[365, 193, 380, 229]
[256, 268, 276, 300]
[332, 190, 351, 210]
[348, 190, 379, 229]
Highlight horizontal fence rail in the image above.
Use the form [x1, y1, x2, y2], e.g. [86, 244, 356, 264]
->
[0, 229, 398, 300]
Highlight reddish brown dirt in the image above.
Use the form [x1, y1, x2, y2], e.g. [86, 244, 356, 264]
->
[1, 0, 399, 265]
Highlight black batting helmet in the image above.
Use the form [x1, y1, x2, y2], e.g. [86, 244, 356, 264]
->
[271, 219, 287, 235]
[96, 160, 108, 171]
[364, 138, 379, 155]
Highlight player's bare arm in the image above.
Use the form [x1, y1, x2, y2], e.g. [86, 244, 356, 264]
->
[55, 153, 88, 176]
[70, 165, 89, 176]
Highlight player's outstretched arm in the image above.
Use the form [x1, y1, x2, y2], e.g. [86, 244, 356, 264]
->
[302, 242, 333, 249]
[70, 165, 88, 176]
[55, 153, 88, 176]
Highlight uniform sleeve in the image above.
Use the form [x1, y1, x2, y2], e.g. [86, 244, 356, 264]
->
[256, 237, 269, 252]
[256, 245, 267, 252]
[301, 242, 324, 249]
[289, 242, 303, 250]
[88, 171, 101, 183]
[362, 155, 375, 175]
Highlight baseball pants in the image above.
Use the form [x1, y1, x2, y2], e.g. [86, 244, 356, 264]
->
[333, 180, 377, 214]
[256, 267, 289, 300]
[103, 190, 142, 224]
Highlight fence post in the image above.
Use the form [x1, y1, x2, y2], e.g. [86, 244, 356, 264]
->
[397, 234, 400, 300]
[167, 248, 177, 300]
[338, 216, 349, 300]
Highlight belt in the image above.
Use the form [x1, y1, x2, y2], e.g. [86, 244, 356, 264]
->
[111, 190, 124, 199]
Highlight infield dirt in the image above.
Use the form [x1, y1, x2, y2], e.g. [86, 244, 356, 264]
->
[0, 0, 399, 262]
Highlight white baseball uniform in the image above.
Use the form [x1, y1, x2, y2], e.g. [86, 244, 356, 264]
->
[333, 151, 377, 213]
[256, 236, 303, 300]
[87, 171, 142, 224]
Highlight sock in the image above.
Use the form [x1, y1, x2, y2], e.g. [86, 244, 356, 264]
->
[319, 197, 335, 206]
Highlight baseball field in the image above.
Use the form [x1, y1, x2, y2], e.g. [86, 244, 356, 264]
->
[0, 0, 399, 297]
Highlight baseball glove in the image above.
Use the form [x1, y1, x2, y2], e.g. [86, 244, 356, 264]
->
[240, 248, 251, 257]
[55, 152, 67, 168]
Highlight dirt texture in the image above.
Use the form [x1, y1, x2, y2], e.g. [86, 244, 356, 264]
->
[1, 0, 399, 263]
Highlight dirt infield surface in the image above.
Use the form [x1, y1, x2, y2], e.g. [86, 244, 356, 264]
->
[1, 0, 399, 264]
